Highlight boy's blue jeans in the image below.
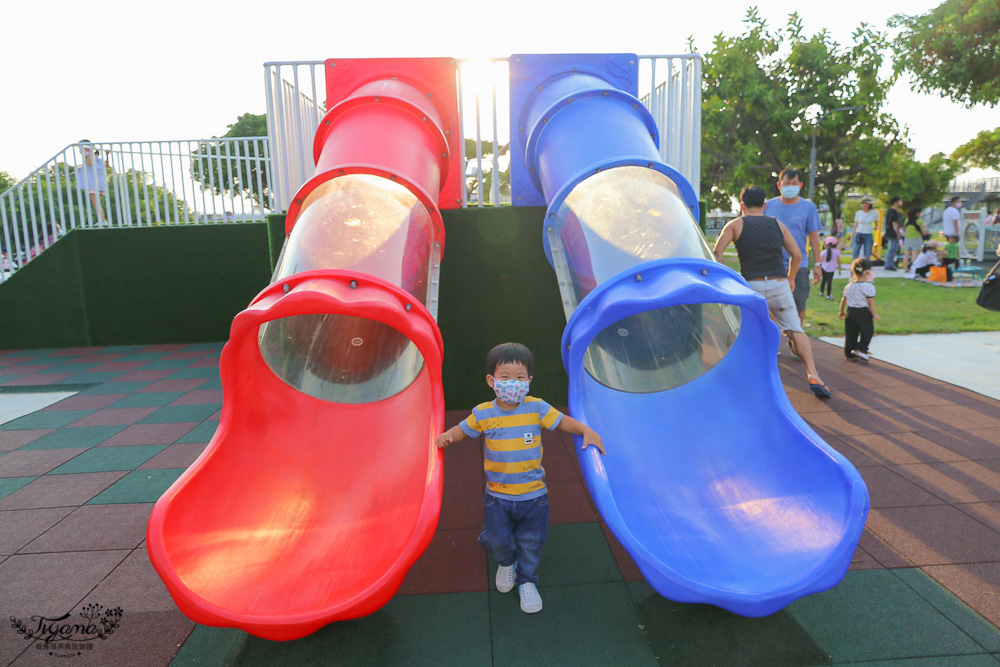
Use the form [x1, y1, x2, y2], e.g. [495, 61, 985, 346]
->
[478, 493, 549, 586]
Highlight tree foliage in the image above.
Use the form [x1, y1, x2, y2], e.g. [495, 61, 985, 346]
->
[696, 10, 904, 218]
[0, 171, 15, 195]
[864, 149, 960, 212]
[464, 139, 509, 205]
[951, 126, 1000, 169]
[890, 0, 1000, 108]
[191, 113, 270, 205]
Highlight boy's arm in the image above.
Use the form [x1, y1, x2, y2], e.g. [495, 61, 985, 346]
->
[712, 219, 737, 262]
[435, 424, 468, 450]
[556, 415, 605, 455]
[779, 222, 801, 284]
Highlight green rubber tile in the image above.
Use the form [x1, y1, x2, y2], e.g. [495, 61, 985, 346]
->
[108, 392, 187, 408]
[42, 363, 102, 374]
[171, 626, 248, 666]
[99, 345, 147, 354]
[197, 378, 223, 391]
[49, 445, 167, 474]
[627, 581, 830, 666]
[0, 476, 36, 499]
[534, 522, 624, 586]
[167, 368, 220, 380]
[20, 425, 128, 450]
[176, 421, 219, 444]
[787, 569, 986, 663]
[490, 581, 657, 666]
[893, 568, 1000, 653]
[52, 371, 129, 384]
[78, 381, 154, 395]
[235, 592, 492, 667]
[0, 410, 93, 430]
[140, 404, 221, 424]
[87, 468, 185, 504]
[845, 657, 1000, 666]
[141, 359, 195, 370]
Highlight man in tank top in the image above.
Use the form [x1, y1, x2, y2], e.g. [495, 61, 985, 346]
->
[713, 186, 831, 398]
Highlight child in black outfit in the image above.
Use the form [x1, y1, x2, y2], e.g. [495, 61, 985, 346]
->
[838, 258, 880, 362]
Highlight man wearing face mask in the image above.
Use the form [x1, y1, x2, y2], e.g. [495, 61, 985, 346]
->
[942, 197, 962, 240]
[765, 168, 823, 357]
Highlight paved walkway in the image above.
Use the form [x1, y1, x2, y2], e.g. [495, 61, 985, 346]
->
[2, 340, 1000, 666]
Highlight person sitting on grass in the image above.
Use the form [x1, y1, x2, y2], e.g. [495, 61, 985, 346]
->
[435, 342, 605, 615]
[909, 240, 945, 280]
[713, 186, 831, 398]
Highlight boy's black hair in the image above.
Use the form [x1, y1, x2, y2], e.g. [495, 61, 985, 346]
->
[486, 342, 534, 375]
[740, 186, 766, 208]
[951, 196, 962, 204]
[890, 196, 902, 205]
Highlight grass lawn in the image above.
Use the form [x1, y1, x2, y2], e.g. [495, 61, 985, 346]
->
[718, 254, 998, 337]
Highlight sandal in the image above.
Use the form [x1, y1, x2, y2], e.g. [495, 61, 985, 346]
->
[809, 380, 831, 399]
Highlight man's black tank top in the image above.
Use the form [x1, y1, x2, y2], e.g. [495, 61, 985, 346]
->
[734, 215, 787, 280]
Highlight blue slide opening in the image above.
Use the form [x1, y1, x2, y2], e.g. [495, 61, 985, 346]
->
[562, 257, 869, 616]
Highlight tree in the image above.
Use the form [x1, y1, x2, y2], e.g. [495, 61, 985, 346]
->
[191, 113, 270, 206]
[865, 149, 960, 212]
[890, 0, 1000, 108]
[0, 171, 15, 195]
[464, 138, 510, 205]
[951, 127, 1000, 169]
[696, 10, 905, 218]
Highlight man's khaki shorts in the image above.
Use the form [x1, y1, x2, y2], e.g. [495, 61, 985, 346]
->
[746, 278, 804, 333]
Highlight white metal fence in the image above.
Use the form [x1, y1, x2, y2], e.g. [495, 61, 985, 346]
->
[264, 55, 702, 213]
[0, 139, 274, 281]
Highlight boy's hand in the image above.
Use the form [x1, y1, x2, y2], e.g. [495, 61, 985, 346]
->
[435, 432, 453, 449]
[581, 428, 605, 455]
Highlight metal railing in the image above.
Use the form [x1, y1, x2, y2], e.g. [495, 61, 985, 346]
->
[949, 177, 1000, 194]
[0, 139, 274, 281]
[264, 55, 702, 212]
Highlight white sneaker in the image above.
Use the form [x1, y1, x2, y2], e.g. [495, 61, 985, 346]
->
[519, 583, 543, 613]
[852, 350, 870, 362]
[495, 562, 515, 593]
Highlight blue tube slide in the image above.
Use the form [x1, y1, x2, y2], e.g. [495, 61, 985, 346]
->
[510, 53, 869, 616]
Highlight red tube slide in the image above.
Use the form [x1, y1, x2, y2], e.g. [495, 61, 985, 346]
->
[146, 58, 461, 641]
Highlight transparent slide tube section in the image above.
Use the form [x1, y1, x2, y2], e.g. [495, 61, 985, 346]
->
[259, 175, 438, 404]
[548, 166, 740, 393]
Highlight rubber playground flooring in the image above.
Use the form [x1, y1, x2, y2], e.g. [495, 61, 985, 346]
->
[3, 342, 1000, 665]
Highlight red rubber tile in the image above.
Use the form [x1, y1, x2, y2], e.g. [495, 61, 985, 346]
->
[21, 503, 153, 553]
[859, 467, 948, 508]
[0, 471, 127, 510]
[160, 351, 212, 360]
[891, 461, 1000, 504]
[135, 379, 209, 393]
[867, 505, 1000, 565]
[99, 423, 199, 447]
[139, 344, 189, 353]
[442, 443, 482, 486]
[857, 529, 914, 569]
[547, 479, 598, 525]
[398, 527, 487, 596]
[0, 430, 55, 453]
[0, 507, 75, 555]
[924, 562, 1000, 629]
[2, 373, 75, 386]
[0, 449, 88, 477]
[187, 358, 221, 369]
[87, 361, 150, 373]
[137, 442, 208, 469]
[439, 482, 484, 531]
[40, 394, 128, 412]
[599, 522, 645, 583]
[1, 549, 130, 616]
[112, 369, 175, 382]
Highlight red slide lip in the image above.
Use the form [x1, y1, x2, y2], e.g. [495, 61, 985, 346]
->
[146, 269, 444, 640]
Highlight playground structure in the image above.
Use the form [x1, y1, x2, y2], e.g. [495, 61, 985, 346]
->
[146, 58, 460, 641]
[145, 53, 868, 639]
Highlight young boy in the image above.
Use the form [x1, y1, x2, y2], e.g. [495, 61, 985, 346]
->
[942, 235, 961, 281]
[435, 342, 605, 614]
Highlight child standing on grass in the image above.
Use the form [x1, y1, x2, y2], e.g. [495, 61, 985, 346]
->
[839, 258, 880, 362]
[436, 342, 605, 615]
[819, 236, 841, 300]
[942, 236, 961, 281]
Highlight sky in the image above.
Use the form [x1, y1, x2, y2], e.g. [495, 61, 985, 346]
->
[2, 0, 997, 181]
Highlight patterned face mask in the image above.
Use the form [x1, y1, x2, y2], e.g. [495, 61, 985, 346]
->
[491, 378, 530, 404]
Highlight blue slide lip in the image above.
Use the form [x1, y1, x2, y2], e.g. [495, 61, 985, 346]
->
[561, 257, 870, 616]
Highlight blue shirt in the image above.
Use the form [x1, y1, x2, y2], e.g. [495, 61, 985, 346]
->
[765, 197, 821, 268]
[460, 396, 563, 501]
